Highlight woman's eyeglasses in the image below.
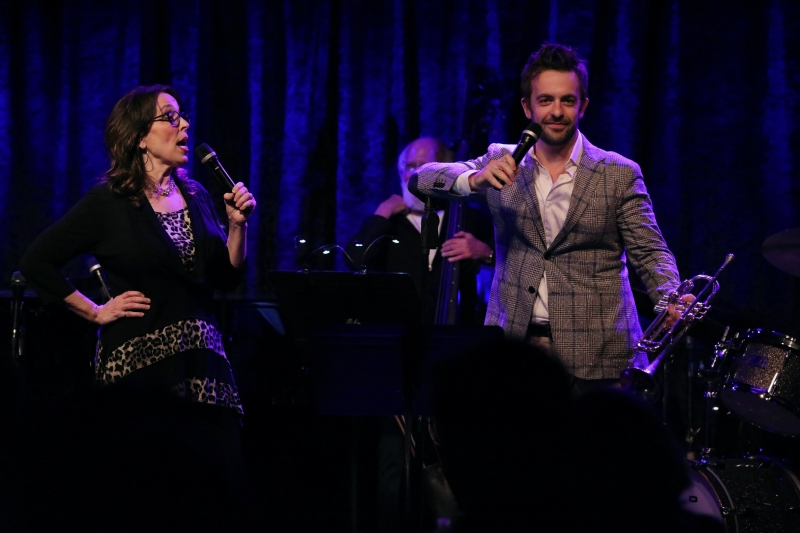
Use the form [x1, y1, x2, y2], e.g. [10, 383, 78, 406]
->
[152, 110, 190, 127]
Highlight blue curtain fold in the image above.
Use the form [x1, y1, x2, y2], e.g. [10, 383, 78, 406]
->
[2, 0, 799, 336]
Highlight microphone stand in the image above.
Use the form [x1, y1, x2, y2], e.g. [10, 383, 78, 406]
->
[9, 271, 28, 421]
[400, 196, 440, 533]
[10, 271, 26, 366]
[89, 264, 113, 303]
[419, 196, 442, 325]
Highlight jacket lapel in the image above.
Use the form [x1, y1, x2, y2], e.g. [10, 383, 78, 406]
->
[181, 181, 216, 283]
[547, 139, 605, 253]
[515, 152, 547, 248]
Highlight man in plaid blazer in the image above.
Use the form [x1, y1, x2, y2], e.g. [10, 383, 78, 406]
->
[413, 43, 680, 382]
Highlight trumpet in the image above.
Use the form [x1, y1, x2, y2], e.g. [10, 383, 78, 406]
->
[619, 254, 734, 400]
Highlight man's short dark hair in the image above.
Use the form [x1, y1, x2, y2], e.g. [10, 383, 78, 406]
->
[520, 43, 589, 102]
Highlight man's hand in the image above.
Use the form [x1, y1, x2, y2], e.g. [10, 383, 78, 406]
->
[375, 194, 409, 219]
[666, 294, 696, 328]
[441, 231, 492, 262]
[468, 154, 518, 191]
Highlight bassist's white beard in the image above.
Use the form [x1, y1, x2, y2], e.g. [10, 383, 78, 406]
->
[402, 186, 425, 213]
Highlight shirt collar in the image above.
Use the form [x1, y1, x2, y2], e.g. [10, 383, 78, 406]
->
[567, 131, 585, 173]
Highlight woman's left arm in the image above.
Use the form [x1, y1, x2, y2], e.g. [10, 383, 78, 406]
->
[224, 182, 256, 269]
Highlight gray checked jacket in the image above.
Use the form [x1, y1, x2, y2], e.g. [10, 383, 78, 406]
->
[413, 136, 680, 379]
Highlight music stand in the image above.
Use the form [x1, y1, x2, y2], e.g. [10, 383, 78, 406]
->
[268, 269, 504, 532]
[267, 270, 418, 415]
[268, 270, 420, 337]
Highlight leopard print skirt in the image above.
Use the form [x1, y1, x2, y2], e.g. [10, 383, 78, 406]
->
[96, 318, 243, 415]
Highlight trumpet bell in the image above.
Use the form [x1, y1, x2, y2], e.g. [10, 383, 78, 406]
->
[619, 367, 659, 402]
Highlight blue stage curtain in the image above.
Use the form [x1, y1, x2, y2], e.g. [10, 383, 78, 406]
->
[2, 0, 800, 336]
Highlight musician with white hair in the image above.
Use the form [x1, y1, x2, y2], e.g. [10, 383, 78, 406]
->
[345, 136, 494, 325]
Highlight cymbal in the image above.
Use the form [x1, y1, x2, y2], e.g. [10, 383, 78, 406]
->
[763, 228, 800, 277]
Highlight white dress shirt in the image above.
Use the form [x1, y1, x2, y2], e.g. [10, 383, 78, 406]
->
[406, 211, 444, 271]
[454, 132, 585, 324]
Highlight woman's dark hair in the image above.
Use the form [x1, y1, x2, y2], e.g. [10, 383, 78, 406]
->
[102, 84, 193, 205]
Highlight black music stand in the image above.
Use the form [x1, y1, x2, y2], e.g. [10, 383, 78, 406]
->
[268, 270, 420, 415]
[268, 270, 420, 337]
[305, 321, 504, 533]
[268, 269, 504, 532]
[268, 269, 503, 413]
[270, 271, 503, 531]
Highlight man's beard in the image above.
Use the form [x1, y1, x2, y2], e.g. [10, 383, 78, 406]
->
[540, 120, 578, 147]
[403, 186, 425, 212]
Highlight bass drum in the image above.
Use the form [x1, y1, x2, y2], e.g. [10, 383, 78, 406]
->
[680, 456, 800, 532]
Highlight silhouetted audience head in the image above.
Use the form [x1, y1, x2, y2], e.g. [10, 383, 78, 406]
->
[431, 338, 573, 530]
[431, 340, 726, 532]
[567, 388, 724, 533]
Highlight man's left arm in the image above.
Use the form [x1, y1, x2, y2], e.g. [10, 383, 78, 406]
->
[616, 164, 681, 303]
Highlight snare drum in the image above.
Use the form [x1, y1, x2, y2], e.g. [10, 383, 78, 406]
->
[681, 456, 800, 532]
[719, 329, 800, 436]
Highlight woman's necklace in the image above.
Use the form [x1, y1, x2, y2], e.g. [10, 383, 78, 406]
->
[146, 178, 176, 197]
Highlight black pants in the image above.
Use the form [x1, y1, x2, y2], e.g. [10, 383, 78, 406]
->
[568, 375, 620, 398]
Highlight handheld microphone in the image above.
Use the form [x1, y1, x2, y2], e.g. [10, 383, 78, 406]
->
[195, 143, 253, 214]
[511, 122, 543, 165]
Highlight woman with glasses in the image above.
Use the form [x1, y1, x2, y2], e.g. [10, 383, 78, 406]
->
[18, 84, 258, 528]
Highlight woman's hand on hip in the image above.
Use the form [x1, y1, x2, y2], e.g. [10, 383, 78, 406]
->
[95, 291, 150, 325]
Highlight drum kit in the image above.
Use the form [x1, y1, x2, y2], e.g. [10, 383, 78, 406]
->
[675, 229, 800, 532]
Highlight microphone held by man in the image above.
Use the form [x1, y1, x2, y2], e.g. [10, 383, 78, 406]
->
[468, 121, 543, 192]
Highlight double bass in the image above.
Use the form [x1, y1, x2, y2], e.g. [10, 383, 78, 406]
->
[432, 146, 466, 326]
[433, 84, 499, 326]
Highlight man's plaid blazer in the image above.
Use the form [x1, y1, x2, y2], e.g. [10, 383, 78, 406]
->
[414, 136, 681, 379]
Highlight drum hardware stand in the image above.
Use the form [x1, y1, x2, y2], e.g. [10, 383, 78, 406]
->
[691, 326, 736, 465]
[683, 336, 711, 461]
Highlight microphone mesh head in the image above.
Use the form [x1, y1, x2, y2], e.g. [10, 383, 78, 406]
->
[523, 122, 543, 138]
[195, 143, 216, 163]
